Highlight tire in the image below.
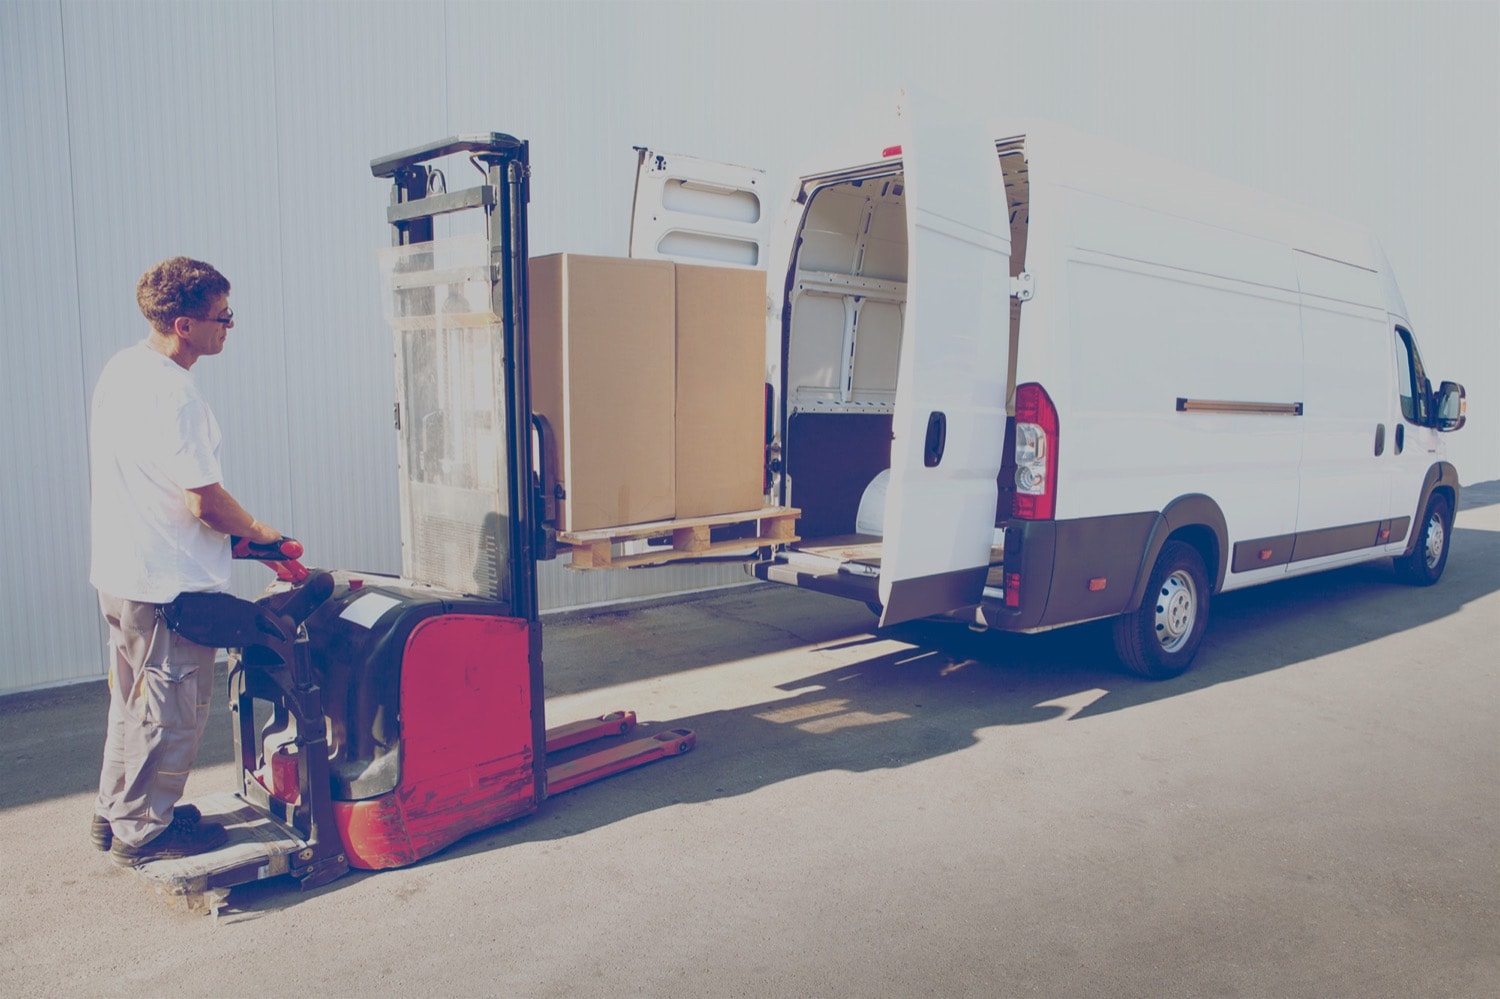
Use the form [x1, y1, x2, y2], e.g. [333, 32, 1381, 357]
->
[1393, 492, 1452, 586]
[1112, 539, 1211, 680]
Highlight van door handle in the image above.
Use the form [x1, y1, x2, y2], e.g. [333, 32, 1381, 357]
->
[1394, 424, 1405, 455]
[924, 412, 947, 467]
[1374, 423, 1385, 456]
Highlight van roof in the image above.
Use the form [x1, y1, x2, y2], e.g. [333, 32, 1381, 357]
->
[990, 117, 1387, 273]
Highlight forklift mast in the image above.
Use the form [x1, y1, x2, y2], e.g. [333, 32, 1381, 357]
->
[371, 134, 545, 620]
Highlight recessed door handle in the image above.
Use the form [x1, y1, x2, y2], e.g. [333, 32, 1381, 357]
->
[924, 412, 947, 467]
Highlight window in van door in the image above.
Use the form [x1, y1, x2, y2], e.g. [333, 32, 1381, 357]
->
[1394, 326, 1430, 425]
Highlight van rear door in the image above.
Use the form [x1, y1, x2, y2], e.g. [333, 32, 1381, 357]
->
[629, 148, 769, 267]
[877, 97, 1011, 626]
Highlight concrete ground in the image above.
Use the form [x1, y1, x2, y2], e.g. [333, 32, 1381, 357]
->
[2, 484, 1496, 998]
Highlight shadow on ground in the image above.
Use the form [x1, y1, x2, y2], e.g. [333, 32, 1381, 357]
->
[229, 510, 1497, 915]
[5, 485, 1496, 915]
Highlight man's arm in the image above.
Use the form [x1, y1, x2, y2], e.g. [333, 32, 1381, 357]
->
[183, 483, 282, 544]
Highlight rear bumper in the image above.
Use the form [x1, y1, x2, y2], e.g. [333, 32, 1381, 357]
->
[980, 512, 1158, 631]
[755, 511, 1159, 633]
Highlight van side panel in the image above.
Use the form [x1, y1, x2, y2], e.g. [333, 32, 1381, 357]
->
[1292, 250, 1393, 556]
[1051, 202, 1303, 576]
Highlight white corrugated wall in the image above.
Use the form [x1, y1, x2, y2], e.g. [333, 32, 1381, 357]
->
[0, 1, 96, 693]
[1, 0, 1495, 694]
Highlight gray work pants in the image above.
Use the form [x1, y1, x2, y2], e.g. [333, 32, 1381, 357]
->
[94, 593, 216, 848]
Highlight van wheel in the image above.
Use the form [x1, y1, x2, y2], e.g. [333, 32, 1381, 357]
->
[1112, 540, 1210, 680]
[1393, 493, 1452, 586]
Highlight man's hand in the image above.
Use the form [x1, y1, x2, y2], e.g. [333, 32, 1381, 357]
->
[183, 483, 282, 543]
[231, 536, 303, 560]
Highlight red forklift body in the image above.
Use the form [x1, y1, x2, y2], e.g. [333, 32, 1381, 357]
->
[301, 581, 543, 870]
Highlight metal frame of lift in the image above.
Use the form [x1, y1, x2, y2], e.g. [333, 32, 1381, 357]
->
[374, 135, 695, 812]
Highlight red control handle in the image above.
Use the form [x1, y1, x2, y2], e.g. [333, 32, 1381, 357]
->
[230, 536, 309, 583]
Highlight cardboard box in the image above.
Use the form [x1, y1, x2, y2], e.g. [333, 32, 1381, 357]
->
[529, 254, 676, 532]
[674, 264, 767, 518]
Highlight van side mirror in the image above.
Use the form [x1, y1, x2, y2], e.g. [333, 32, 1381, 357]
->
[1436, 380, 1466, 432]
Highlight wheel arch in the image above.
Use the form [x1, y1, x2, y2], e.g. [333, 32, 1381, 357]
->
[1402, 462, 1460, 558]
[1126, 494, 1228, 609]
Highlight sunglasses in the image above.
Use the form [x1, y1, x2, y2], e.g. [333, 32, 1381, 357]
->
[202, 309, 234, 326]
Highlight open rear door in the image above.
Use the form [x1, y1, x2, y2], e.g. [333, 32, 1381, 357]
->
[629, 148, 769, 266]
[878, 95, 1011, 626]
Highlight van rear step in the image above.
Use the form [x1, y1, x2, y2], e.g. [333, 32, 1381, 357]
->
[558, 506, 799, 569]
[787, 534, 883, 572]
[754, 556, 879, 604]
[755, 539, 1007, 607]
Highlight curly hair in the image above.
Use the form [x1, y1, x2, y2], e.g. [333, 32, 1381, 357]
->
[135, 257, 230, 333]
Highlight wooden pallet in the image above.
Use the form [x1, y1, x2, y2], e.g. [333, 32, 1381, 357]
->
[557, 507, 800, 570]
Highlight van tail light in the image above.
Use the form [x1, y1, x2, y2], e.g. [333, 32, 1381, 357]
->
[882, 145, 903, 158]
[1013, 382, 1058, 520]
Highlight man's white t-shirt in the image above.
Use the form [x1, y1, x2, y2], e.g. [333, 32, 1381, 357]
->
[89, 341, 231, 603]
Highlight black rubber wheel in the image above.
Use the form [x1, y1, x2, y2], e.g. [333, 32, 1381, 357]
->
[1112, 539, 1211, 680]
[1393, 492, 1452, 586]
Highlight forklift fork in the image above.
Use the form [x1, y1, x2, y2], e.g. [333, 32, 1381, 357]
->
[545, 711, 697, 796]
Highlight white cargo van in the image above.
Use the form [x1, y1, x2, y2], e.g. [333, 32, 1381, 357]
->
[630, 107, 1467, 678]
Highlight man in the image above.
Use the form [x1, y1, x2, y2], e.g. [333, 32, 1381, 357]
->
[89, 256, 284, 866]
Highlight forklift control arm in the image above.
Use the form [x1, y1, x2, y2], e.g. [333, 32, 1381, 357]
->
[231, 535, 309, 583]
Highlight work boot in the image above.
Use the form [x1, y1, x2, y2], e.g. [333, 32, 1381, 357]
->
[91, 804, 203, 852]
[109, 815, 227, 867]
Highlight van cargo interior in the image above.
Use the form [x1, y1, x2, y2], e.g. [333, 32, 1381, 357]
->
[777, 137, 1029, 601]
